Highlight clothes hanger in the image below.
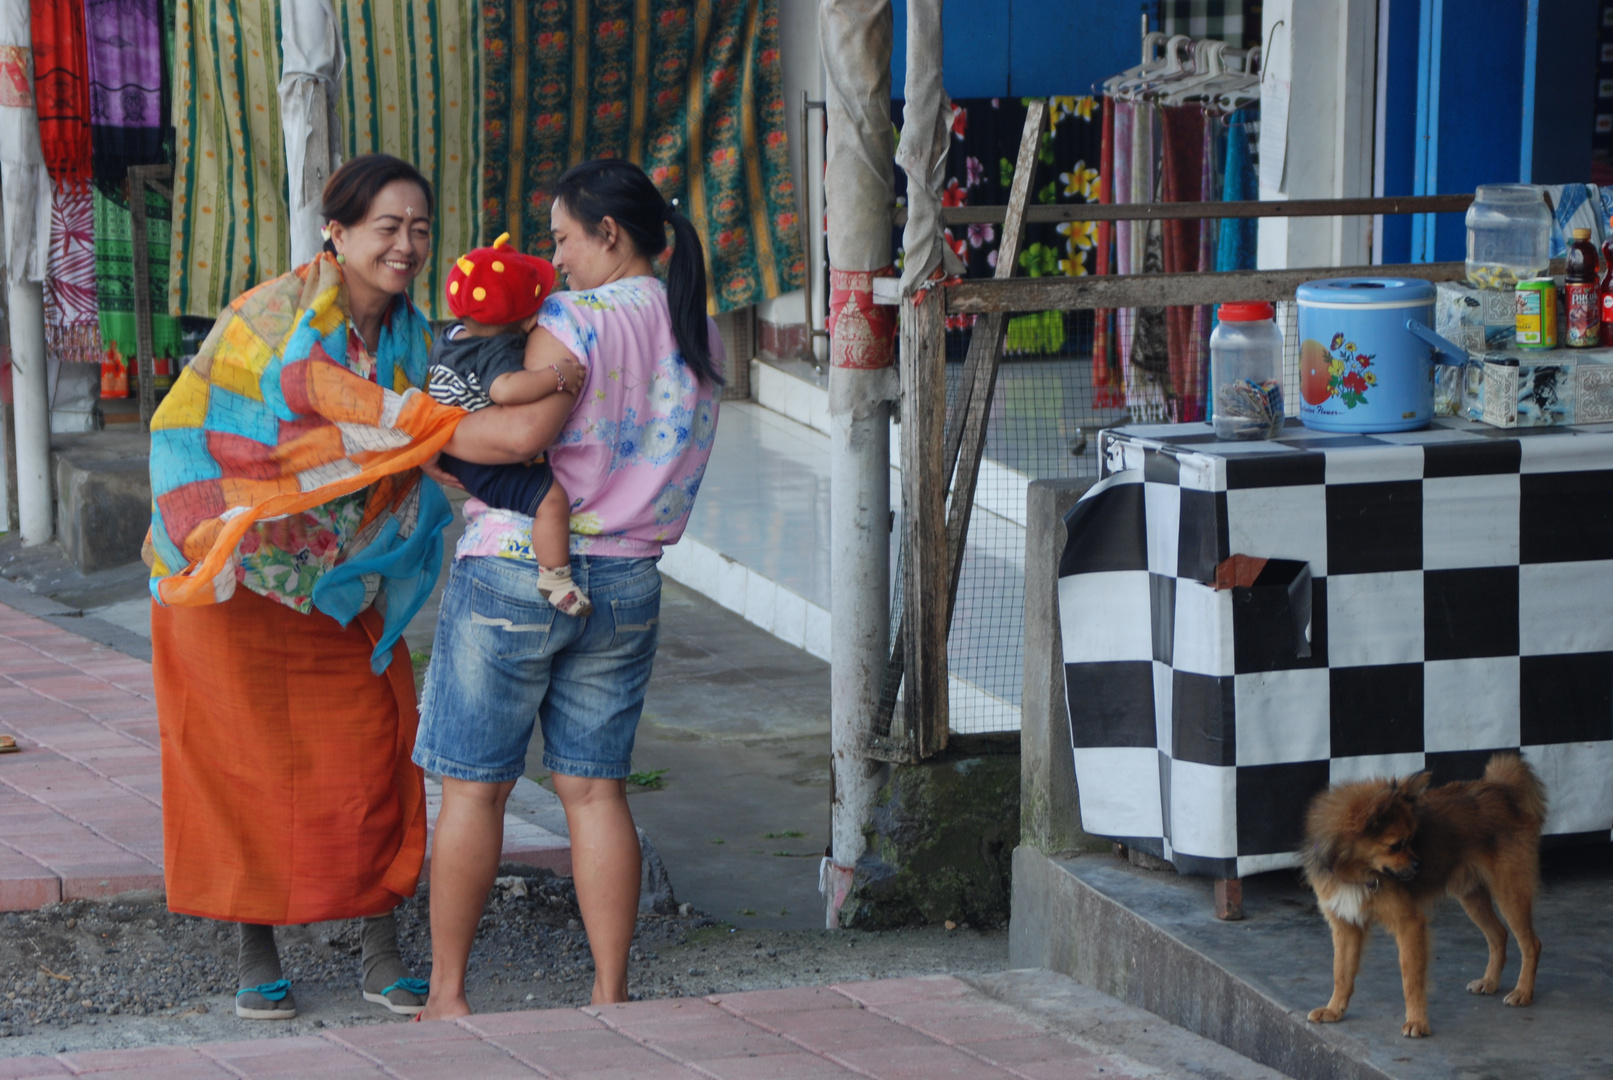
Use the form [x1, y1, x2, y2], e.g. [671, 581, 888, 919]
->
[1102, 30, 1168, 96]
[1115, 34, 1196, 99]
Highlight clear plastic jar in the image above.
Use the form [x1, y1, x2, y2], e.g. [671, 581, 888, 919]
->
[1211, 302, 1284, 440]
[1466, 184, 1552, 289]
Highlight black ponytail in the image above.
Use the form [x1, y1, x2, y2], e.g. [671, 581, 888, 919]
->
[550, 159, 722, 387]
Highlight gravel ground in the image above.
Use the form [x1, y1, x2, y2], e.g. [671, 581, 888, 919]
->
[0, 870, 1008, 1058]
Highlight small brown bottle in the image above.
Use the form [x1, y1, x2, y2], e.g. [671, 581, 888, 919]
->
[1565, 227, 1600, 347]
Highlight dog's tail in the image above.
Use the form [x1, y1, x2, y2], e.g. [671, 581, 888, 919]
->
[1484, 752, 1548, 829]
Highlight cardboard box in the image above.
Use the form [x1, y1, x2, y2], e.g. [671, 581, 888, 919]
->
[1466, 347, 1613, 427]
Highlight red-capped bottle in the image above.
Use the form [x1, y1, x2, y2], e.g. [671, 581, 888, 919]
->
[1566, 228, 1600, 347]
[1600, 233, 1613, 346]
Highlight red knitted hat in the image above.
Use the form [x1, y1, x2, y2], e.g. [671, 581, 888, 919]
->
[445, 233, 558, 325]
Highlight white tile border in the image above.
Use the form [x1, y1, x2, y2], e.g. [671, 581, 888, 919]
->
[660, 532, 1021, 731]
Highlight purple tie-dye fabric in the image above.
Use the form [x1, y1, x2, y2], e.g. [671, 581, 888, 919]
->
[85, 0, 162, 189]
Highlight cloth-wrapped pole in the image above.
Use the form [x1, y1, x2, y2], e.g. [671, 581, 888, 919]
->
[279, 0, 344, 267]
[894, 0, 962, 296]
[0, 0, 52, 282]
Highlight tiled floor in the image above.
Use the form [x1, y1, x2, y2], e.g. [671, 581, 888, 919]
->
[0, 602, 567, 911]
[0, 977, 1158, 1080]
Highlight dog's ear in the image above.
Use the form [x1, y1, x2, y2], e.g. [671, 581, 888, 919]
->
[1362, 786, 1399, 835]
[1401, 772, 1432, 799]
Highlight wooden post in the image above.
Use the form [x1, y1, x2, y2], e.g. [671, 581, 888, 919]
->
[899, 285, 948, 759]
[127, 165, 174, 431]
[1215, 878, 1244, 921]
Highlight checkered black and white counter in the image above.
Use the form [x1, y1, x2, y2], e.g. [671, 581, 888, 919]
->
[1059, 417, 1613, 879]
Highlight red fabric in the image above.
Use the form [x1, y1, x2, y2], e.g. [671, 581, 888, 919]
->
[1159, 104, 1206, 422]
[1093, 95, 1121, 408]
[827, 266, 896, 370]
[152, 589, 426, 924]
[445, 233, 557, 325]
[29, 0, 92, 188]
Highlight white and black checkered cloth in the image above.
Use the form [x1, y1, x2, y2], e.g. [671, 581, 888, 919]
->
[1059, 417, 1613, 879]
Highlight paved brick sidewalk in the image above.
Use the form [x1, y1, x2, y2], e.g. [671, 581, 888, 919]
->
[0, 977, 1162, 1080]
[0, 601, 566, 910]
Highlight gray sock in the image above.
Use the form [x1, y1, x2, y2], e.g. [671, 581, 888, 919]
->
[361, 913, 425, 1007]
[236, 923, 296, 1016]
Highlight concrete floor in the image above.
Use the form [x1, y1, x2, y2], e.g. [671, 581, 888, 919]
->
[1032, 845, 1613, 1080]
[0, 491, 837, 931]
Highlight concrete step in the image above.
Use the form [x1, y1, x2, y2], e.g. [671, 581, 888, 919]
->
[1012, 846, 1613, 1080]
[50, 431, 152, 576]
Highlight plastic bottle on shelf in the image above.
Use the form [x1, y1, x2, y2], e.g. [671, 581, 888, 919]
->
[1599, 230, 1613, 347]
[1565, 228, 1601, 348]
[1211, 302, 1284, 440]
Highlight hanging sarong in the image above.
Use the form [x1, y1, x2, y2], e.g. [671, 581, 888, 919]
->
[480, 0, 805, 313]
[42, 184, 100, 363]
[85, 0, 164, 190]
[169, 0, 480, 321]
[29, 0, 92, 187]
[94, 185, 181, 371]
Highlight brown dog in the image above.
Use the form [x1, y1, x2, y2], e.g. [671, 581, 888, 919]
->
[1299, 753, 1547, 1037]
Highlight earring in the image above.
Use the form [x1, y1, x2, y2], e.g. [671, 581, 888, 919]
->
[336, 253, 346, 265]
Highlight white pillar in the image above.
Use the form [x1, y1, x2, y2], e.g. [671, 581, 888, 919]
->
[1257, 0, 1378, 269]
[819, 0, 894, 929]
[7, 274, 51, 545]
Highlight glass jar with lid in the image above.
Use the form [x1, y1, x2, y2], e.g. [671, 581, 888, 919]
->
[1210, 302, 1284, 440]
[1466, 184, 1552, 289]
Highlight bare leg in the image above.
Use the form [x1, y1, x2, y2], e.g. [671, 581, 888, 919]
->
[1309, 915, 1366, 1024]
[531, 481, 574, 570]
[533, 482, 591, 616]
[1456, 884, 1509, 995]
[1491, 875, 1541, 1006]
[553, 774, 640, 1004]
[1393, 912, 1432, 1037]
[419, 777, 517, 1020]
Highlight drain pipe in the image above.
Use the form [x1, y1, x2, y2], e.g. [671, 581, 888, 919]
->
[818, 0, 895, 929]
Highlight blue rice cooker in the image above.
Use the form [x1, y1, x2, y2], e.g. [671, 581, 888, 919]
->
[1295, 277, 1468, 433]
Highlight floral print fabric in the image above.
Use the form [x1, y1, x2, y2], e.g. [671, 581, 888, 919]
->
[458, 276, 721, 562]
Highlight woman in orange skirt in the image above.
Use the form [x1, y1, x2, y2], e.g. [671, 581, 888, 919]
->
[147, 155, 461, 1020]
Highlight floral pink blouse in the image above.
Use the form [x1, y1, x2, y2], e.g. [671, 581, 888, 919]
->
[456, 276, 721, 562]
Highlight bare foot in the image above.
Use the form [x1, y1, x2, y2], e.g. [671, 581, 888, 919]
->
[419, 996, 473, 1022]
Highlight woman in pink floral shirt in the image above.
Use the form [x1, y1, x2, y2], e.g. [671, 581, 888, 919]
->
[413, 160, 723, 1017]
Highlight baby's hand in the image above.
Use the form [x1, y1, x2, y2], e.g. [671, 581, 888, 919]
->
[553, 353, 586, 393]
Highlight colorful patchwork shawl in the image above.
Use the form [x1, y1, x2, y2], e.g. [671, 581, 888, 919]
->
[481, 0, 805, 314]
[85, 0, 164, 190]
[29, 0, 92, 187]
[146, 253, 464, 622]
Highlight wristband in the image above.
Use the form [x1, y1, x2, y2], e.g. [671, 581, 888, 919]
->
[551, 364, 567, 394]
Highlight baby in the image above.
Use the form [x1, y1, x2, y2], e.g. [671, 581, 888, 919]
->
[428, 233, 591, 616]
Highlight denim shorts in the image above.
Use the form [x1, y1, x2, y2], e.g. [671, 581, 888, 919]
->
[412, 553, 661, 783]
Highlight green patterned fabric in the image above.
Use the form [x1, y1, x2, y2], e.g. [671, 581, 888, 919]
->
[481, 0, 804, 313]
[94, 186, 183, 366]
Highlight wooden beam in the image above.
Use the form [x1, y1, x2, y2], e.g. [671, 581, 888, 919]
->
[126, 166, 174, 430]
[898, 285, 949, 761]
[944, 261, 1472, 313]
[889, 193, 1478, 227]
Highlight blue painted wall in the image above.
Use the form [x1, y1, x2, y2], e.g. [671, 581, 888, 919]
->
[1380, 0, 1596, 263]
[891, 0, 1147, 99]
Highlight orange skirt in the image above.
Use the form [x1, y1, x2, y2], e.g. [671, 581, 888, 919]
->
[151, 587, 426, 924]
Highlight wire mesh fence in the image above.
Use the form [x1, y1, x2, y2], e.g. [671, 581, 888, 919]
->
[886, 298, 1303, 736]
